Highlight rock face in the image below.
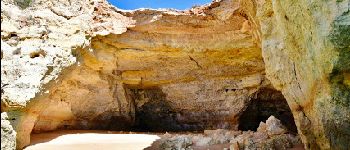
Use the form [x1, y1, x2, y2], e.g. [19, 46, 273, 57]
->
[27, 0, 268, 134]
[1, 0, 134, 148]
[256, 0, 350, 149]
[1, 0, 133, 108]
[1, 0, 349, 150]
[1, 0, 268, 149]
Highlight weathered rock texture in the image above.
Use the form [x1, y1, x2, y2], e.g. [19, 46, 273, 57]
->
[1, 0, 134, 148]
[1, 0, 349, 149]
[1, 0, 267, 149]
[255, 0, 350, 149]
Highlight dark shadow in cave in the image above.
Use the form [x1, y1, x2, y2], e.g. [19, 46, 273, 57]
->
[125, 86, 234, 132]
[238, 88, 298, 134]
[126, 87, 206, 132]
[31, 86, 297, 135]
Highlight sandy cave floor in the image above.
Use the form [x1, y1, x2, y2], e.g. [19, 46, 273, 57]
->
[25, 130, 161, 150]
[25, 130, 305, 150]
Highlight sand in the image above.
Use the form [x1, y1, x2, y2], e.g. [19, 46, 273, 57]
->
[25, 130, 160, 150]
[25, 130, 305, 150]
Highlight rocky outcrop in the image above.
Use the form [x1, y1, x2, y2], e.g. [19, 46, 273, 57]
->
[1, 0, 133, 108]
[153, 116, 301, 150]
[1, 0, 349, 149]
[256, 0, 350, 149]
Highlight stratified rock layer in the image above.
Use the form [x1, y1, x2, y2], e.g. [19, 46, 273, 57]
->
[1, 0, 349, 149]
[1, 0, 268, 149]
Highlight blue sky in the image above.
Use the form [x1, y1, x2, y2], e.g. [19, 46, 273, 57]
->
[108, 0, 212, 10]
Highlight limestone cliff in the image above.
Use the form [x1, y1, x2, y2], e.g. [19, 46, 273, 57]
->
[256, 0, 350, 149]
[1, 0, 134, 148]
[1, 0, 349, 150]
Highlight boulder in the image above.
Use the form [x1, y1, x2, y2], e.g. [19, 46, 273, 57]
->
[265, 116, 287, 136]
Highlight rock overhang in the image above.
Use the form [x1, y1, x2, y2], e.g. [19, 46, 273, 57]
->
[1, 0, 349, 149]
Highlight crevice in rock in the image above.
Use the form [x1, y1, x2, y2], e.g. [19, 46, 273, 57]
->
[188, 55, 203, 69]
[238, 88, 298, 134]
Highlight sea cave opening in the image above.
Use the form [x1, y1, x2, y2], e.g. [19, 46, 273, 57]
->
[238, 88, 298, 134]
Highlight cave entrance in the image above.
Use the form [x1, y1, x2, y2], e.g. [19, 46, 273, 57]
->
[238, 88, 297, 133]
[126, 86, 206, 132]
[127, 87, 176, 132]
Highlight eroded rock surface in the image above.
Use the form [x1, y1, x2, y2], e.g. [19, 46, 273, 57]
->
[1, 0, 134, 148]
[1, 0, 133, 108]
[1, 0, 267, 149]
[256, 0, 350, 149]
[1, 0, 349, 149]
